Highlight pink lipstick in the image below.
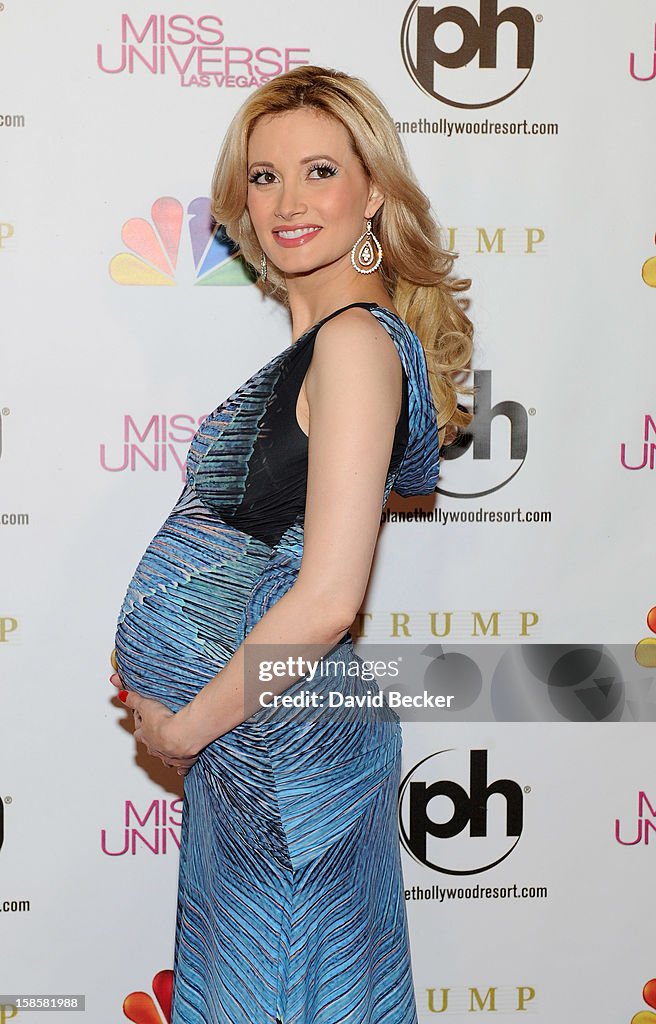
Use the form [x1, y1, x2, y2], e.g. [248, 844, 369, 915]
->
[272, 225, 322, 248]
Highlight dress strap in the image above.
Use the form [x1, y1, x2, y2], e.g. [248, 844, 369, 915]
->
[316, 301, 379, 328]
[294, 302, 380, 345]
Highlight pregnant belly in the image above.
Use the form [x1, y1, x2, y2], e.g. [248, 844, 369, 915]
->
[114, 511, 270, 711]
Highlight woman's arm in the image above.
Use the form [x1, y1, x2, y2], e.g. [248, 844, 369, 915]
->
[172, 307, 404, 754]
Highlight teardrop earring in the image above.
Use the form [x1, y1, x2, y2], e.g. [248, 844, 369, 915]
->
[351, 219, 383, 275]
[260, 250, 267, 281]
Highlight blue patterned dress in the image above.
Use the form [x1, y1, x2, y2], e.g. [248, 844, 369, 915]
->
[114, 302, 440, 1024]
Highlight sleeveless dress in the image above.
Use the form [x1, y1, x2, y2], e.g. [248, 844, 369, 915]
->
[114, 302, 440, 1024]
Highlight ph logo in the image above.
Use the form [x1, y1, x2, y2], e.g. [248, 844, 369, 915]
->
[438, 369, 529, 498]
[401, 0, 537, 109]
[399, 748, 524, 875]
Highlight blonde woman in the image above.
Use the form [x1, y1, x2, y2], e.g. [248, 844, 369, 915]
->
[111, 65, 473, 1024]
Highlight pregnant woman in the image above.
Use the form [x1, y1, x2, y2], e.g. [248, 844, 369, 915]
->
[110, 66, 473, 1024]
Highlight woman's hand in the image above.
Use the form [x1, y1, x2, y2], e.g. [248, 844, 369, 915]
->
[109, 672, 200, 776]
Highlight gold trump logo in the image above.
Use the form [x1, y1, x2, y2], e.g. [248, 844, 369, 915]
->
[0, 618, 18, 643]
[0, 224, 15, 249]
[445, 225, 545, 254]
[426, 985, 536, 1012]
[355, 610, 539, 639]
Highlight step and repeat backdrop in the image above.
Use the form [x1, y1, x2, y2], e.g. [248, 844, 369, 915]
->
[1, 1, 655, 1021]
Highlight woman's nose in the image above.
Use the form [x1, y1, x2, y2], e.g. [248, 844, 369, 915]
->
[275, 183, 308, 221]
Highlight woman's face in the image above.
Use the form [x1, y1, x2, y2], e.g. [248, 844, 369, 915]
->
[246, 106, 383, 280]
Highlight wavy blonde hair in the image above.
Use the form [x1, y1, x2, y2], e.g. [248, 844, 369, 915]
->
[210, 65, 473, 445]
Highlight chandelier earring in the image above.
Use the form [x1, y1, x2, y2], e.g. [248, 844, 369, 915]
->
[351, 218, 383, 275]
[260, 250, 268, 281]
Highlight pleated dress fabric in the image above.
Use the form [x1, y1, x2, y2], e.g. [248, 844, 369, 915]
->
[114, 302, 441, 1024]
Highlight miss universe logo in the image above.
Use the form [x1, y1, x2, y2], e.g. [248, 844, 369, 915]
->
[96, 13, 310, 88]
[620, 415, 656, 471]
[615, 791, 656, 846]
[630, 23, 656, 81]
[101, 799, 183, 856]
[99, 414, 206, 481]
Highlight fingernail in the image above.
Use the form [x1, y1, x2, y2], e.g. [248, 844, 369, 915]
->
[118, 690, 128, 703]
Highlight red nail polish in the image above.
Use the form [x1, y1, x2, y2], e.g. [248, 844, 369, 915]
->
[118, 690, 129, 703]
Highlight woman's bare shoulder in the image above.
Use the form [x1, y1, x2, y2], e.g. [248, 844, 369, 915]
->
[313, 303, 402, 351]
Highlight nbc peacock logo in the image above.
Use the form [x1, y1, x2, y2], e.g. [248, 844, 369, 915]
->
[644, 232, 656, 287]
[110, 196, 256, 286]
[628, 976, 656, 1022]
[635, 607, 656, 666]
[123, 969, 173, 1022]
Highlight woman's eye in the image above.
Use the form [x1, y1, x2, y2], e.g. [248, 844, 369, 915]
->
[308, 163, 338, 180]
[248, 170, 277, 185]
[248, 164, 337, 184]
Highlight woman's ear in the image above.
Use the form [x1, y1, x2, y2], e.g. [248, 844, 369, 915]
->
[365, 185, 385, 220]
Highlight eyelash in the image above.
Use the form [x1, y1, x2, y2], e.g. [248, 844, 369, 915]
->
[308, 161, 338, 179]
[247, 161, 338, 185]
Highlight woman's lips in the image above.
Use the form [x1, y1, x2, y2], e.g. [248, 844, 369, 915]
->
[272, 226, 322, 248]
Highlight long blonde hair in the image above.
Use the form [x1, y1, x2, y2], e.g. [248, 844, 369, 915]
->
[210, 65, 473, 445]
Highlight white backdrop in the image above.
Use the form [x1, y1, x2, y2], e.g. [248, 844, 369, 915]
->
[1, 2, 656, 1021]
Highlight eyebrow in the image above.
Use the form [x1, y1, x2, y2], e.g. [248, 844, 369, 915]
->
[247, 153, 340, 171]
